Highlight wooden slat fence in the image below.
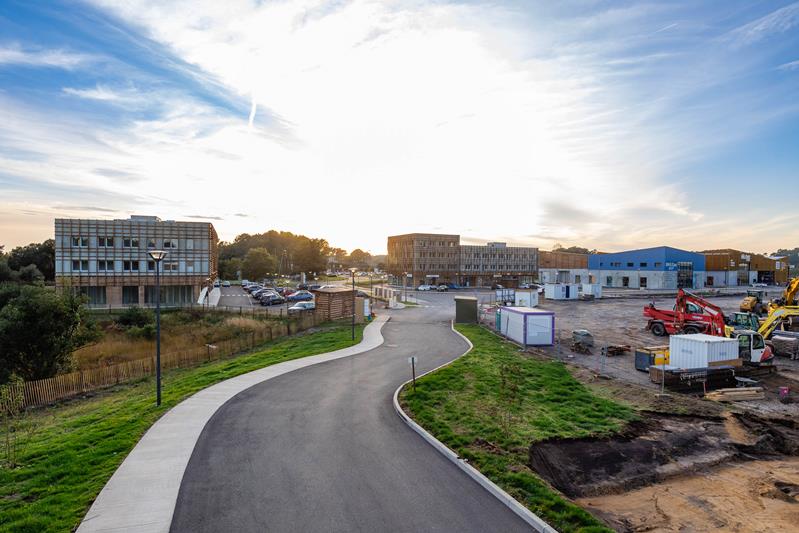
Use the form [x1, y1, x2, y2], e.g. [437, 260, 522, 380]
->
[0, 311, 322, 411]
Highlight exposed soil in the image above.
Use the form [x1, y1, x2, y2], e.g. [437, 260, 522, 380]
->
[528, 412, 799, 499]
[579, 459, 799, 532]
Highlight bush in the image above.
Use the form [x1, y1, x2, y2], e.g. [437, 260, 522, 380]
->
[126, 324, 156, 340]
[115, 307, 153, 328]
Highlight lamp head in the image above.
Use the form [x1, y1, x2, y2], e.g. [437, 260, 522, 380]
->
[148, 250, 168, 262]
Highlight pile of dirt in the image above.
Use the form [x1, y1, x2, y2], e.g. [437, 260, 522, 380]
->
[528, 412, 799, 498]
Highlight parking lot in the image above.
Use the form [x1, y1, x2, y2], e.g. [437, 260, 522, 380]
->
[216, 285, 307, 317]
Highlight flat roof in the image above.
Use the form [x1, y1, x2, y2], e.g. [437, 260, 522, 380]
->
[312, 287, 355, 293]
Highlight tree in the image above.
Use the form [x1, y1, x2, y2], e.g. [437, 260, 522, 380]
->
[7, 240, 55, 281]
[348, 249, 371, 269]
[0, 284, 94, 383]
[219, 257, 242, 280]
[242, 248, 277, 281]
[17, 264, 44, 284]
[0, 258, 17, 283]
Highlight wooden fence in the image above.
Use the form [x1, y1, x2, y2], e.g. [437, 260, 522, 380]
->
[0, 311, 323, 411]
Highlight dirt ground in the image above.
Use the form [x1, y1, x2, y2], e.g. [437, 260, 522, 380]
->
[579, 458, 799, 532]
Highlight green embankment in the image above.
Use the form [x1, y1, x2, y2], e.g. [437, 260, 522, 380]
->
[400, 324, 636, 533]
[0, 323, 363, 533]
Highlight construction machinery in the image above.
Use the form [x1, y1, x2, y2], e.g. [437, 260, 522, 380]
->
[740, 289, 767, 316]
[644, 289, 772, 364]
[644, 289, 756, 337]
[769, 277, 799, 312]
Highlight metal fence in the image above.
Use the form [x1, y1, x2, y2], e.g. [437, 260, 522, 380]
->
[0, 311, 322, 411]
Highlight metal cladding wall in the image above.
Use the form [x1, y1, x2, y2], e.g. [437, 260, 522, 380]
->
[669, 334, 738, 369]
[589, 246, 705, 271]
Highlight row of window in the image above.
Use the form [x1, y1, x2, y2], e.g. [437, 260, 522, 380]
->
[71, 236, 186, 249]
[600, 261, 662, 268]
[462, 265, 535, 271]
[71, 260, 195, 273]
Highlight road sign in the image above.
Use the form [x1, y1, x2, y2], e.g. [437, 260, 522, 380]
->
[407, 356, 417, 364]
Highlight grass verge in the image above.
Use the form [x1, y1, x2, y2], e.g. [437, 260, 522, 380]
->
[0, 323, 364, 533]
[399, 324, 636, 533]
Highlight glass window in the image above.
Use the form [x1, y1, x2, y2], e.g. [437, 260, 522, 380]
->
[72, 260, 80, 271]
[99, 237, 114, 247]
[186, 239, 194, 250]
[148, 261, 155, 271]
[122, 286, 139, 304]
[752, 335, 765, 350]
[72, 236, 88, 247]
[123, 238, 139, 248]
[627, 262, 634, 267]
[148, 238, 156, 248]
[640, 262, 648, 267]
[163, 238, 178, 249]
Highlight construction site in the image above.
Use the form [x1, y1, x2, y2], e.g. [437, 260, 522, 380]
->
[474, 278, 799, 531]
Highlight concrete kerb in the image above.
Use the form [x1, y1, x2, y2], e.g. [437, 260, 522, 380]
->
[391, 321, 557, 533]
[78, 315, 389, 533]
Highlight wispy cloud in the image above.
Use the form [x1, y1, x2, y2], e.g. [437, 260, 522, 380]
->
[0, 43, 95, 69]
[778, 59, 799, 70]
[726, 2, 799, 47]
[186, 214, 223, 220]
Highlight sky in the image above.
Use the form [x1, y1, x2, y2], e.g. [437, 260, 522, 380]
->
[0, 0, 797, 255]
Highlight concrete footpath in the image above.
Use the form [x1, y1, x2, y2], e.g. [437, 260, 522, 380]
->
[77, 316, 388, 533]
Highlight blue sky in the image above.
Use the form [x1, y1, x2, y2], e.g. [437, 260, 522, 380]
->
[0, 0, 797, 254]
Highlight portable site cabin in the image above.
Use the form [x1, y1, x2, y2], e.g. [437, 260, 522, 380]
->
[668, 334, 739, 369]
[581, 283, 602, 299]
[454, 296, 479, 324]
[544, 283, 579, 300]
[498, 307, 555, 346]
[514, 290, 539, 307]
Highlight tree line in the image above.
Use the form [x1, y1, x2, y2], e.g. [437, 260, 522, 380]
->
[0, 240, 55, 283]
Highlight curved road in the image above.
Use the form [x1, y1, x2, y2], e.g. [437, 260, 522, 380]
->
[171, 298, 531, 532]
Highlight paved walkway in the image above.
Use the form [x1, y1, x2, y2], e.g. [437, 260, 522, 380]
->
[77, 316, 388, 533]
[170, 305, 532, 532]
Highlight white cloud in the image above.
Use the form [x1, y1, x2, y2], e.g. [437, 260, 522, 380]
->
[62, 85, 144, 104]
[0, 43, 95, 69]
[726, 1, 799, 47]
[2, 1, 796, 253]
[778, 59, 799, 70]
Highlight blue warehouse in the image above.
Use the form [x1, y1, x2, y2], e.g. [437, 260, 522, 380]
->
[588, 246, 706, 290]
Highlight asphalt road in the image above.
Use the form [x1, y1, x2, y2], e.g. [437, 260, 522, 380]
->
[171, 299, 531, 532]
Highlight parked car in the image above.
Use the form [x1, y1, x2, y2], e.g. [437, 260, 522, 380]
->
[289, 301, 316, 313]
[222, 280, 231, 287]
[297, 283, 309, 290]
[260, 294, 286, 306]
[752, 282, 768, 288]
[417, 284, 434, 291]
[252, 288, 275, 300]
[308, 284, 321, 290]
[241, 279, 250, 286]
[356, 290, 369, 298]
[491, 283, 504, 290]
[437, 284, 449, 291]
[213, 280, 220, 287]
[287, 290, 314, 301]
[445, 283, 460, 290]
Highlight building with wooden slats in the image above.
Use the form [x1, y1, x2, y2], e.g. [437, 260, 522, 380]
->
[312, 287, 356, 321]
[702, 249, 785, 286]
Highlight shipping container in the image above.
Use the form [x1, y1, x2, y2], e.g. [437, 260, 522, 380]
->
[668, 334, 738, 369]
[544, 283, 579, 300]
[498, 307, 554, 346]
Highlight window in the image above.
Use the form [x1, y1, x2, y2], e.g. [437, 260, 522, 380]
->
[163, 261, 179, 272]
[123, 260, 140, 272]
[627, 262, 634, 267]
[622, 276, 630, 287]
[640, 262, 648, 267]
[163, 238, 178, 249]
[147, 238, 156, 248]
[575, 275, 581, 284]
[97, 260, 111, 271]
[122, 286, 139, 304]
[654, 262, 662, 268]
[606, 276, 613, 286]
[123, 238, 139, 248]
[640, 277, 648, 288]
[98, 237, 114, 247]
[148, 261, 155, 271]
[186, 239, 194, 250]
[72, 236, 88, 247]
[72, 260, 89, 271]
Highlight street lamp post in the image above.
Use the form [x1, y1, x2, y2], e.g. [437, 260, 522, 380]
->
[148, 250, 168, 406]
[350, 268, 357, 341]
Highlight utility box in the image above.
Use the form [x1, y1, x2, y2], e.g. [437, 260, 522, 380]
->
[498, 307, 555, 346]
[544, 283, 579, 300]
[581, 283, 602, 299]
[514, 290, 539, 307]
[668, 334, 738, 369]
[454, 296, 478, 324]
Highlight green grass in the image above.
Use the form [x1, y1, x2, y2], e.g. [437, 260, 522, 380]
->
[0, 323, 364, 533]
[400, 324, 636, 533]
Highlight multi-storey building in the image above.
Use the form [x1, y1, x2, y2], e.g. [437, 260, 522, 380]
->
[589, 246, 706, 289]
[386, 233, 460, 287]
[538, 250, 589, 284]
[55, 215, 218, 306]
[459, 242, 537, 287]
[386, 233, 538, 288]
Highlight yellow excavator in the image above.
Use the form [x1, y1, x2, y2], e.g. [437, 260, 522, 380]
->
[768, 277, 799, 312]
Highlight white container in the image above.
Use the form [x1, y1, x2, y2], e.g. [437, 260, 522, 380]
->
[581, 283, 602, 299]
[668, 334, 738, 369]
[514, 290, 538, 307]
[498, 307, 554, 346]
[544, 283, 579, 300]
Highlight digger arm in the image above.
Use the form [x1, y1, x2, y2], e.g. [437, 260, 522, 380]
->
[759, 307, 799, 339]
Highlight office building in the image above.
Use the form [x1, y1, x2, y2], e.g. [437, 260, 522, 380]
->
[55, 215, 218, 306]
[589, 246, 706, 289]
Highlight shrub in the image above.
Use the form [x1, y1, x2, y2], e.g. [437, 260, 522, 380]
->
[126, 324, 156, 341]
[115, 307, 153, 328]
